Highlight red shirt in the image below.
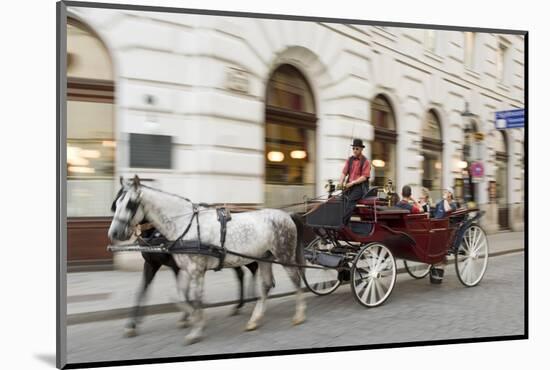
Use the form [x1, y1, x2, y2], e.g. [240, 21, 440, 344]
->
[342, 154, 371, 182]
[395, 200, 422, 213]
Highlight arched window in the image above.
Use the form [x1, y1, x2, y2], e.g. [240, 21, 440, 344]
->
[67, 18, 115, 217]
[370, 95, 397, 187]
[421, 110, 443, 191]
[264, 65, 317, 208]
[495, 130, 509, 230]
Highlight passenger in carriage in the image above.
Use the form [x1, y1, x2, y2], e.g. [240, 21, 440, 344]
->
[429, 187, 457, 284]
[394, 185, 423, 213]
[418, 187, 432, 214]
[433, 187, 458, 219]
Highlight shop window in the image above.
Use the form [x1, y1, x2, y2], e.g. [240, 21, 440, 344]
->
[370, 95, 397, 187]
[265, 65, 317, 208]
[67, 18, 115, 217]
[421, 110, 443, 192]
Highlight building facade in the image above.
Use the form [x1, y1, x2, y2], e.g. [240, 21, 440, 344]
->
[66, 7, 525, 268]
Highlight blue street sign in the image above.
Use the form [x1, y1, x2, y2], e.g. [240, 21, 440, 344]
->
[495, 109, 524, 129]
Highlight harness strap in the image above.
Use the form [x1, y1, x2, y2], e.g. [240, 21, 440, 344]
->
[214, 207, 231, 271]
[166, 204, 230, 271]
[167, 206, 198, 251]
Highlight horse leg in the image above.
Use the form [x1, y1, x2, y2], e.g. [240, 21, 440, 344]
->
[175, 268, 193, 329]
[229, 267, 245, 316]
[284, 266, 306, 326]
[125, 260, 161, 337]
[184, 270, 206, 345]
[245, 262, 272, 331]
[246, 262, 259, 300]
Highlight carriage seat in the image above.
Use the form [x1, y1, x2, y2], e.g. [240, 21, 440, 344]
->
[375, 206, 411, 214]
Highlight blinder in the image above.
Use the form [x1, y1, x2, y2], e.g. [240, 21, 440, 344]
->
[111, 188, 124, 212]
[111, 187, 143, 221]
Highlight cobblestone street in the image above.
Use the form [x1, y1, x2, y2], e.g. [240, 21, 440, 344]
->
[67, 253, 524, 364]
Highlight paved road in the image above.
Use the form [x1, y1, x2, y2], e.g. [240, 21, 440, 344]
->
[67, 253, 525, 364]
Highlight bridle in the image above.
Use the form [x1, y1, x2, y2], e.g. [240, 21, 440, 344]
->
[110, 184, 199, 242]
[111, 188, 143, 227]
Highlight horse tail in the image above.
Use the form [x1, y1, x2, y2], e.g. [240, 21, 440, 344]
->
[290, 213, 305, 266]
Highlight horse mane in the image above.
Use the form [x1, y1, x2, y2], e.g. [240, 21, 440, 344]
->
[140, 184, 193, 204]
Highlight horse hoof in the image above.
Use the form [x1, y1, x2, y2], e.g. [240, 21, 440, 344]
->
[245, 322, 258, 331]
[184, 334, 202, 345]
[124, 327, 137, 337]
[292, 315, 306, 326]
[177, 320, 190, 329]
[229, 307, 241, 316]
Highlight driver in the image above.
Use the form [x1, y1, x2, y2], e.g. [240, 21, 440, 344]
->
[339, 138, 371, 223]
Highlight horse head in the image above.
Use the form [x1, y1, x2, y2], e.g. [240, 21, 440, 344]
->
[108, 175, 146, 242]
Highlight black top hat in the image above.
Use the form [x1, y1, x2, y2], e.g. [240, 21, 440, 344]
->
[350, 138, 365, 148]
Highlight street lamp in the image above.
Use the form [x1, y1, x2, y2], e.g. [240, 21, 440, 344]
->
[460, 102, 477, 131]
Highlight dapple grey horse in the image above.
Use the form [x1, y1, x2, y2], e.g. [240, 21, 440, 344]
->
[108, 176, 306, 344]
[110, 185, 258, 337]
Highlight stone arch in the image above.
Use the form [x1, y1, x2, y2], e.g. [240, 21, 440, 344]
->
[66, 10, 119, 79]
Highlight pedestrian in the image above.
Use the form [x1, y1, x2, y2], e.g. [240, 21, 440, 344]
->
[339, 138, 371, 223]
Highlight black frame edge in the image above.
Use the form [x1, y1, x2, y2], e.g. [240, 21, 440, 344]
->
[62, 335, 527, 369]
[63, 0, 527, 35]
[57, 1, 68, 369]
[523, 32, 529, 338]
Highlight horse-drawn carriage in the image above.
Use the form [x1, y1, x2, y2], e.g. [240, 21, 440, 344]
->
[301, 186, 489, 307]
[107, 176, 488, 343]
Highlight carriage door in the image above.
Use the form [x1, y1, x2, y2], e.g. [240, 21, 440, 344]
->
[404, 215, 430, 261]
[427, 218, 450, 262]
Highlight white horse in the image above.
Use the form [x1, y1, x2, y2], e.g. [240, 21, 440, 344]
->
[108, 176, 306, 344]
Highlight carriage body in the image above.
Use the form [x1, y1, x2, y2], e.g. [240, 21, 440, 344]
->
[305, 194, 474, 265]
[303, 188, 488, 307]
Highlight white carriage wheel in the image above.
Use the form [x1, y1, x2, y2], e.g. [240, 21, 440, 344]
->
[351, 243, 396, 308]
[302, 237, 342, 296]
[403, 260, 431, 279]
[454, 224, 489, 287]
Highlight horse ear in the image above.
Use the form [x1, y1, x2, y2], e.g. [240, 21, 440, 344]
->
[119, 176, 124, 186]
[133, 174, 141, 188]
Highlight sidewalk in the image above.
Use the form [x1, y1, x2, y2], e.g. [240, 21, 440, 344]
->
[66, 231, 525, 325]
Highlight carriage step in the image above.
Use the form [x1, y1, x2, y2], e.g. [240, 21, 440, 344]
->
[304, 250, 344, 268]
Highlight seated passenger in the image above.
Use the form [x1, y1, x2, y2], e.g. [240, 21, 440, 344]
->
[433, 187, 458, 219]
[394, 185, 422, 213]
[418, 187, 432, 213]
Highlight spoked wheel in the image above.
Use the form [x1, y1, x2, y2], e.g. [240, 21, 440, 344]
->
[351, 243, 396, 308]
[302, 237, 342, 296]
[455, 224, 489, 287]
[403, 260, 431, 279]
